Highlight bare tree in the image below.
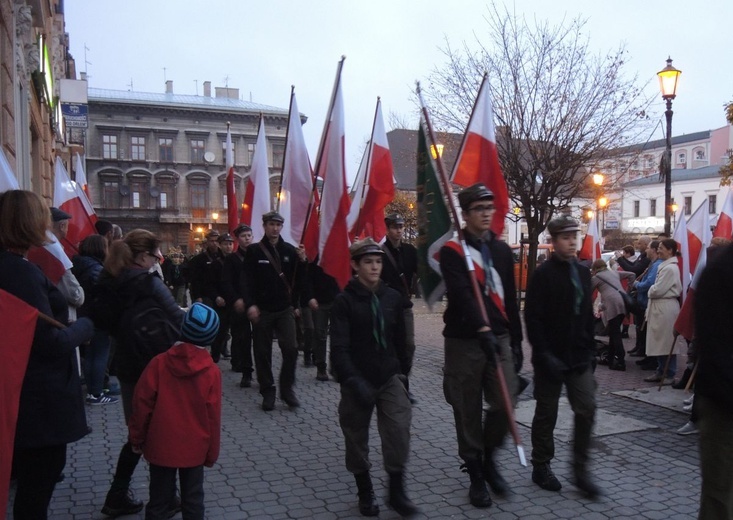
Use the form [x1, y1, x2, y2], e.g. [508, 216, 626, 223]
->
[422, 4, 655, 274]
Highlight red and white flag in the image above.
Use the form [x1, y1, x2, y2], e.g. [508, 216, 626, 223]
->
[54, 157, 97, 256]
[451, 74, 509, 236]
[713, 187, 733, 239]
[240, 117, 271, 242]
[674, 245, 705, 341]
[0, 147, 19, 193]
[578, 212, 602, 263]
[672, 206, 691, 304]
[75, 153, 91, 204]
[225, 125, 238, 233]
[317, 58, 352, 289]
[685, 200, 711, 275]
[0, 288, 38, 514]
[279, 91, 320, 259]
[347, 97, 395, 243]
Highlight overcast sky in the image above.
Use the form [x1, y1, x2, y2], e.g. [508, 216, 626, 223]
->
[65, 0, 732, 181]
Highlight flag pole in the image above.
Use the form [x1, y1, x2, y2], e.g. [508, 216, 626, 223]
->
[417, 81, 527, 467]
[300, 55, 346, 246]
[276, 85, 296, 212]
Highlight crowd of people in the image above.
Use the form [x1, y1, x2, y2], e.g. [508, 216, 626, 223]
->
[2, 184, 731, 520]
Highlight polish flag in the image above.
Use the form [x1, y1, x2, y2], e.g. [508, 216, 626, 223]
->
[53, 157, 97, 256]
[685, 200, 711, 275]
[225, 125, 238, 233]
[317, 58, 352, 289]
[240, 117, 271, 242]
[347, 97, 395, 243]
[451, 73, 509, 236]
[0, 288, 38, 514]
[713, 187, 733, 239]
[75, 153, 91, 204]
[578, 212, 602, 262]
[279, 90, 320, 259]
[672, 206, 691, 304]
[674, 246, 705, 341]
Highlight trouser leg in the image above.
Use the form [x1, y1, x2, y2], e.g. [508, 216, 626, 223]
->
[697, 394, 733, 520]
[484, 334, 518, 451]
[13, 444, 66, 520]
[274, 308, 298, 394]
[145, 464, 177, 520]
[339, 384, 375, 474]
[253, 312, 275, 395]
[376, 375, 413, 473]
[210, 305, 230, 362]
[403, 307, 415, 363]
[608, 314, 625, 361]
[179, 466, 205, 520]
[564, 367, 597, 466]
[313, 303, 332, 368]
[229, 310, 247, 371]
[531, 371, 563, 464]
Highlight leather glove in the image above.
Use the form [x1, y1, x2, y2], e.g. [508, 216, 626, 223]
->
[511, 339, 524, 373]
[345, 377, 376, 408]
[477, 330, 500, 369]
[542, 353, 570, 382]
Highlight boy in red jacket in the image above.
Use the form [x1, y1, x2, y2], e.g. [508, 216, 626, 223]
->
[129, 303, 222, 520]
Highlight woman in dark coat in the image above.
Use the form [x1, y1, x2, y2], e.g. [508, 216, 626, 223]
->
[0, 190, 94, 520]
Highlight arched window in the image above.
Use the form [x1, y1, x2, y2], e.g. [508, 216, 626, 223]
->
[187, 172, 211, 219]
[98, 170, 122, 208]
[154, 170, 179, 209]
[127, 171, 151, 209]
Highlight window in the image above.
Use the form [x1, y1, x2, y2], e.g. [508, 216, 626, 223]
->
[222, 141, 236, 165]
[709, 194, 717, 214]
[102, 135, 118, 159]
[695, 149, 706, 161]
[190, 139, 205, 163]
[155, 172, 178, 209]
[684, 196, 692, 216]
[101, 179, 120, 208]
[649, 199, 656, 217]
[159, 138, 173, 162]
[677, 152, 686, 164]
[190, 184, 207, 209]
[188, 174, 210, 219]
[633, 200, 640, 218]
[131, 136, 146, 161]
[645, 155, 654, 169]
[272, 143, 285, 169]
[160, 192, 168, 208]
[129, 175, 150, 209]
[244, 142, 255, 167]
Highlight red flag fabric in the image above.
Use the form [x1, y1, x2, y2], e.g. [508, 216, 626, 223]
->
[578, 212, 602, 263]
[0, 288, 38, 513]
[75, 153, 91, 204]
[713, 188, 733, 239]
[225, 126, 238, 233]
[451, 75, 509, 236]
[279, 91, 320, 260]
[317, 60, 352, 289]
[347, 98, 395, 243]
[240, 117, 271, 242]
[54, 157, 97, 257]
[674, 246, 705, 341]
[26, 231, 74, 285]
[672, 206, 691, 305]
[685, 200, 711, 275]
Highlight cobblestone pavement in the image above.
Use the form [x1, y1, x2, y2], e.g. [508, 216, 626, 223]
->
[8, 300, 701, 519]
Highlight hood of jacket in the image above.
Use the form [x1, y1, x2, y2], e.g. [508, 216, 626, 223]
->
[164, 342, 214, 378]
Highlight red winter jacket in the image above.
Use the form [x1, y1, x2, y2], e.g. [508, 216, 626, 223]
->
[129, 342, 222, 467]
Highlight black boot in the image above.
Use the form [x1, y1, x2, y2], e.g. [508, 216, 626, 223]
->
[672, 367, 693, 389]
[573, 462, 601, 498]
[316, 365, 330, 381]
[101, 488, 144, 517]
[531, 461, 562, 491]
[609, 357, 626, 371]
[354, 472, 379, 517]
[240, 373, 252, 388]
[483, 457, 510, 496]
[387, 471, 419, 517]
[461, 460, 492, 508]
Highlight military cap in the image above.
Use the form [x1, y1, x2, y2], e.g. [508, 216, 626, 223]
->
[50, 207, 72, 222]
[262, 211, 285, 224]
[205, 229, 220, 240]
[457, 183, 494, 211]
[349, 237, 385, 260]
[217, 232, 234, 243]
[384, 213, 405, 226]
[547, 215, 581, 236]
[233, 223, 252, 237]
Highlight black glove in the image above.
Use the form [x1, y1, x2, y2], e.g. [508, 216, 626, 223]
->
[541, 353, 570, 382]
[511, 339, 524, 373]
[477, 330, 500, 368]
[345, 377, 376, 408]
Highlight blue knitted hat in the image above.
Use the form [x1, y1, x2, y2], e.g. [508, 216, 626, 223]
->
[181, 303, 220, 346]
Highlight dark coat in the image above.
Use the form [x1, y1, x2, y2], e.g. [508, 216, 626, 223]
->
[220, 248, 247, 307]
[187, 249, 225, 302]
[380, 240, 418, 308]
[439, 230, 522, 343]
[330, 278, 409, 388]
[617, 251, 650, 277]
[695, 244, 733, 410]
[309, 261, 341, 305]
[525, 253, 596, 373]
[72, 254, 104, 318]
[244, 237, 308, 312]
[0, 250, 94, 448]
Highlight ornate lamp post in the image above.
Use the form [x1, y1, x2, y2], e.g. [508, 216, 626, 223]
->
[211, 211, 219, 231]
[657, 57, 682, 235]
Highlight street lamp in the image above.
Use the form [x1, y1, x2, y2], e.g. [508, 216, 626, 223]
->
[657, 57, 682, 235]
[671, 200, 678, 229]
[598, 196, 608, 231]
[510, 206, 522, 244]
[211, 211, 219, 231]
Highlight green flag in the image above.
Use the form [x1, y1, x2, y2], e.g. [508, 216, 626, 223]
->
[416, 118, 454, 309]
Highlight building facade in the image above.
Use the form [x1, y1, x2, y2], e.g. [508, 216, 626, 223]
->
[84, 82, 295, 253]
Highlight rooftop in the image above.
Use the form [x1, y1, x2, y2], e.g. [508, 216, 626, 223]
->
[622, 164, 723, 187]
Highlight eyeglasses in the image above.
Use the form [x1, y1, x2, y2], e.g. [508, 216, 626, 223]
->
[468, 204, 495, 213]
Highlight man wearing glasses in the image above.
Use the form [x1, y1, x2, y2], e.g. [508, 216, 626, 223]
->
[439, 183, 523, 509]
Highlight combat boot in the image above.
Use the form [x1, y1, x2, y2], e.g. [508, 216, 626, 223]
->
[532, 461, 562, 491]
[387, 471, 419, 517]
[354, 471, 379, 516]
[461, 459, 492, 508]
[101, 488, 144, 517]
[483, 456, 510, 496]
[573, 462, 601, 498]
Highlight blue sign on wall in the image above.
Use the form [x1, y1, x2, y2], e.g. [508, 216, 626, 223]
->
[61, 103, 88, 128]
